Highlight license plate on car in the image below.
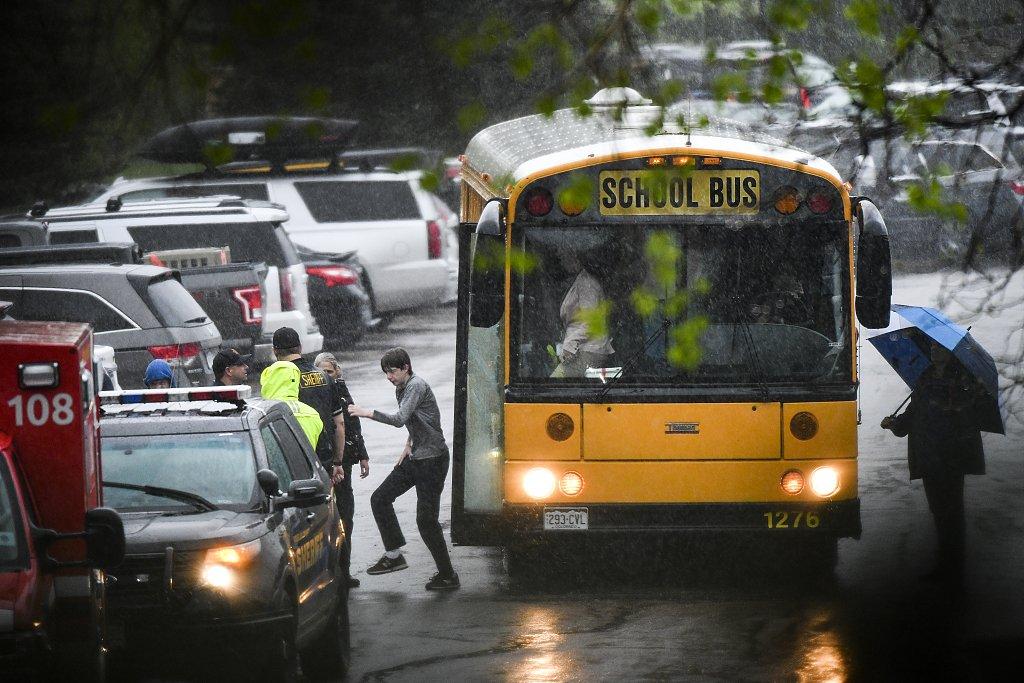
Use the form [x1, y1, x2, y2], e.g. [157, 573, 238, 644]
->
[543, 507, 589, 530]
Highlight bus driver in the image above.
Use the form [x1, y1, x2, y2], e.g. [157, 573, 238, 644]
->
[552, 248, 614, 378]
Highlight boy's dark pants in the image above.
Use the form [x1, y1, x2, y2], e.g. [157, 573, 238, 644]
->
[370, 455, 453, 575]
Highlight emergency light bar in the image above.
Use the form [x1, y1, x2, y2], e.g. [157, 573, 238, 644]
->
[100, 385, 251, 405]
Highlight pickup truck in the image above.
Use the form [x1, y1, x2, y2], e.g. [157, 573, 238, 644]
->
[0, 238, 269, 363]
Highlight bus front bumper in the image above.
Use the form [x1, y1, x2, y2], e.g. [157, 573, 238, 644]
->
[453, 499, 860, 546]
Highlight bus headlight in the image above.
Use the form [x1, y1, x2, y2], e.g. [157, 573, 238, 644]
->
[809, 467, 840, 497]
[523, 468, 557, 499]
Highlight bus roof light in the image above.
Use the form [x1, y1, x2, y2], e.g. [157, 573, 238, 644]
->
[672, 156, 695, 166]
[807, 191, 833, 214]
[524, 187, 553, 217]
[646, 156, 667, 166]
[700, 157, 721, 166]
[773, 186, 801, 215]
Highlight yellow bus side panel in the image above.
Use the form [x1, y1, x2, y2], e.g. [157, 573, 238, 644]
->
[582, 403, 780, 460]
[782, 401, 858, 460]
[504, 459, 858, 504]
[505, 404, 582, 461]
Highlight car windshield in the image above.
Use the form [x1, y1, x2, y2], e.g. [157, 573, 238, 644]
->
[511, 222, 851, 385]
[101, 432, 257, 512]
[0, 459, 26, 566]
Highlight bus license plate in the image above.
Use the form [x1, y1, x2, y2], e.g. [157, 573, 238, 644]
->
[544, 507, 589, 530]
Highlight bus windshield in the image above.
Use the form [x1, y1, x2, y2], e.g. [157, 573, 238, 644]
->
[511, 221, 851, 385]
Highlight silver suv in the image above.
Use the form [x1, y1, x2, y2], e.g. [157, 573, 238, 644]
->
[35, 197, 323, 359]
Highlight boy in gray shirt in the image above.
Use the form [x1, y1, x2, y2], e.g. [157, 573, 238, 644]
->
[348, 347, 459, 590]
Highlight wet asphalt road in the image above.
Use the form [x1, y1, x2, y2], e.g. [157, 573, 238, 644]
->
[333, 272, 1023, 682]
[127, 272, 1024, 681]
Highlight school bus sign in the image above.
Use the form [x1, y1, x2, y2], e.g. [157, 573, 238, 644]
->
[598, 169, 760, 216]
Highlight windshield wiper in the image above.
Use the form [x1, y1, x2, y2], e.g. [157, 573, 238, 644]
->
[597, 317, 671, 400]
[103, 481, 219, 512]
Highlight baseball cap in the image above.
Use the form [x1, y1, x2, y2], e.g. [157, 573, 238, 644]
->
[272, 326, 301, 350]
[212, 348, 251, 377]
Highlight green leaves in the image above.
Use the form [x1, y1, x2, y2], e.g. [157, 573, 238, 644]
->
[458, 101, 487, 134]
[557, 174, 595, 214]
[844, 0, 883, 37]
[574, 301, 612, 340]
[905, 178, 969, 224]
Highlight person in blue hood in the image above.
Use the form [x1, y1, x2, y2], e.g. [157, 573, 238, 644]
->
[143, 359, 175, 389]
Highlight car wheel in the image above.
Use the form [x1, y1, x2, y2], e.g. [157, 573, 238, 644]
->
[299, 585, 351, 681]
[245, 595, 300, 683]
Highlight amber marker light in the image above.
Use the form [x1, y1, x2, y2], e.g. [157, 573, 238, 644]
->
[559, 472, 584, 496]
[773, 186, 801, 215]
[546, 412, 575, 441]
[810, 467, 840, 497]
[790, 412, 819, 441]
[781, 469, 805, 495]
[700, 156, 722, 166]
[673, 155, 695, 166]
[646, 156, 667, 166]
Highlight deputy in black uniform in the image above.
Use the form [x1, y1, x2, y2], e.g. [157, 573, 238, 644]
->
[316, 352, 370, 588]
[272, 327, 346, 486]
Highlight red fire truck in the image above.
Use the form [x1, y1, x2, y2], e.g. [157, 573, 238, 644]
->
[0, 315, 125, 679]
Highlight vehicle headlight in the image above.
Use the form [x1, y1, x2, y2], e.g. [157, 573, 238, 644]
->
[809, 467, 840, 497]
[201, 564, 235, 589]
[201, 539, 261, 590]
[523, 468, 557, 500]
[204, 538, 261, 566]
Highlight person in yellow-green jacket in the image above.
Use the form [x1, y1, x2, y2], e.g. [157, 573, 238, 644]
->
[260, 360, 323, 451]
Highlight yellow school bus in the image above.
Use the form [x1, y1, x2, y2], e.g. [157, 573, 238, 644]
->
[451, 88, 892, 568]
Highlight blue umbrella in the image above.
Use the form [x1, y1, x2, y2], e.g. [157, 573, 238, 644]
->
[867, 304, 1003, 434]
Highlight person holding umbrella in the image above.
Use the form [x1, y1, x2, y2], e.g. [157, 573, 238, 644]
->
[872, 304, 1004, 585]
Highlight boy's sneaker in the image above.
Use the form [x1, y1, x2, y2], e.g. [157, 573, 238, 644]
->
[425, 571, 460, 590]
[366, 554, 408, 575]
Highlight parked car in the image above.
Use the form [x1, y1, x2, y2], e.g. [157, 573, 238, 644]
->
[99, 385, 349, 679]
[0, 262, 222, 386]
[89, 119, 452, 318]
[855, 138, 1024, 265]
[295, 244, 376, 346]
[0, 239, 269, 361]
[34, 197, 323, 357]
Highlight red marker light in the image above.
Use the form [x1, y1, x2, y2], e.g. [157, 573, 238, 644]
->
[524, 188, 553, 217]
[807, 192, 833, 214]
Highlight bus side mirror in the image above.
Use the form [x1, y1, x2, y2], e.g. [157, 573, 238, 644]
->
[469, 200, 506, 329]
[84, 507, 125, 570]
[855, 199, 892, 329]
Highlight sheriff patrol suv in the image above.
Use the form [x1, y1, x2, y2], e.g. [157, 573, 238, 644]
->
[99, 386, 349, 680]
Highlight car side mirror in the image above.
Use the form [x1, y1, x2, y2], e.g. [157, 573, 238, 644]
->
[257, 469, 281, 497]
[277, 478, 328, 510]
[31, 507, 125, 571]
[855, 199, 893, 329]
[84, 507, 125, 570]
[469, 200, 506, 329]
